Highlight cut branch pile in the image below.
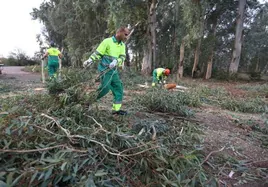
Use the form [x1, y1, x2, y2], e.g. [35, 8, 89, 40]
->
[0, 69, 213, 186]
[1, 69, 266, 186]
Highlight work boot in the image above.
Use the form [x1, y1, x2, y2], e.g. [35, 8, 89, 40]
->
[112, 110, 128, 115]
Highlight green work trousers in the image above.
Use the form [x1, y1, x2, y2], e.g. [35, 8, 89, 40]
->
[153, 69, 161, 83]
[97, 70, 123, 108]
[48, 62, 59, 78]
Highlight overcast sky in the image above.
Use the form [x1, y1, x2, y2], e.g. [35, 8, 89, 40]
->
[0, 0, 44, 57]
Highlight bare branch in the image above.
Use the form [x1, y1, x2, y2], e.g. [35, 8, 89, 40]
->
[0, 145, 66, 153]
[200, 147, 225, 166]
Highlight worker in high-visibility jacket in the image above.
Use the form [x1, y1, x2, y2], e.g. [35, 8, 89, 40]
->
[152, 68, 170, 87]
[42, 42, 62, 78]
[83, 27, 130, 115]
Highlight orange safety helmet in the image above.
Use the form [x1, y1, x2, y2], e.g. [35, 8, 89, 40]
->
[164, 68, 170, 76]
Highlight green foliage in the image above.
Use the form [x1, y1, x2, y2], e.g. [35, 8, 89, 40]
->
[135, 89, 201, 116]
[0, 49, 38, 66]
[212, 70, 241, 81]
[46, 68, 95, 95]
[22, 65, 42, 73]
[31, 0, 110, 67]
[220, 97, 267, 113]
[249, 72, 262, 81]
[171, 82, 268, 114]
[236, 83, 268, 92]
[211, 70, 230, 80]
[0, 69, 215, 186]
[0, 84, 13, 94]
[241, 3, 268, 73]
[0, 104, 209, 186]
[1, 68, 268, 186]
[30, 0, 268, 78]
[121, 70, 151, 89]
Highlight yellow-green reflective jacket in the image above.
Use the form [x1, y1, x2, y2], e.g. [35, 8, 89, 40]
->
[47, 47, 61, 64]
[90, 36, 126, 71]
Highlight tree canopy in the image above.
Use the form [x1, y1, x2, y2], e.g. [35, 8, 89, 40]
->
[31, 0, 268, 78]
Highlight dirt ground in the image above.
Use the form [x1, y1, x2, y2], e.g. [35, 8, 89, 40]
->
[1, 67, 267, 186]
[0, 66, 44, 96]
[0, 66, 41, 81]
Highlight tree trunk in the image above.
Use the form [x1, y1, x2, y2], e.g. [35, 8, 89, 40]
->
[172, 26, 177, 69]
[262, 63, 268, 74]
[134, 52, 138, 71]
[141, 0, 157, 75]
[229, 0, 246, 74]
[205, 55, 213, 79]
[177, 40, 185, 79]
[192, 39, 201, 77]
[141, 47, 152, 75]
[255, 53, 260, 72]
[173, 0, 179, 65]
[172, 0, 179, 73]
[150, 0, 157, 69]
[205, 21, 217, 80]
[191, 0, 204, 78]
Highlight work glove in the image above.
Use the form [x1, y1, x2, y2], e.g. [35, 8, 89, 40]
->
[83, 58, 93, 68]
[109, 59, 118, 69]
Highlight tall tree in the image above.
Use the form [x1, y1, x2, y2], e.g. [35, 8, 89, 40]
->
[229, 0, 247, 74]
[31, 0, 266, 79]
[241, 2, 268, 74]
[203, 0, 234, 79]
[191, 0, 205, 78]
[179, 0, 206, 79]
[141, 0, 158, 75]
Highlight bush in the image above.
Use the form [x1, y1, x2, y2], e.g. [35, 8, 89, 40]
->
[250, 72, 262, 81]
[236, 84, 268, 92]
[46, 68, 95, 95]
[134, 89, 201, 116]
[121, 70, 151, 89]
[212, 70, 229, 80]
[22, 65, 42, 73]
[220, 97, 267, 113]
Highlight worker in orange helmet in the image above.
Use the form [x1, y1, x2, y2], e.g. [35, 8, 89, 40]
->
[152, 68, 170, 87]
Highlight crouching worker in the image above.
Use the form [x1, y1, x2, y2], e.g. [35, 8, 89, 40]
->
[83, 27, 130, 115]
[152, 68, 170, 87]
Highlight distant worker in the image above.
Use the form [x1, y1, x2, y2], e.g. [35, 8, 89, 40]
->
[152, 68, 170, 87]
[42, 41, 62, 78]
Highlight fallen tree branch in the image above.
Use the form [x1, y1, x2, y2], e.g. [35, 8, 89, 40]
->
[31, 124, 63, 137]
[84, 114, 110, 134]
[40, 113, 159, 157]
[85, 114, 135, 138]
[0, 145, 88, 154]
[180, 127, 184, 136]
[118, 146, 160, 157]
[118, 142, 154, 155]
[246, 160, 268, 168]
[151, 125, 156, 141]
[0, 144, 66, 153]
[80, 137, 159, 157]
[200, 147, 225, 166]
[152, 112, 201, 123]
[41, 113, 74, 143]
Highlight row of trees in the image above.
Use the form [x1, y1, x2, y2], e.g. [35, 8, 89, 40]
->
[31, 0, 268, 78]
[0, 48, 40, 66]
